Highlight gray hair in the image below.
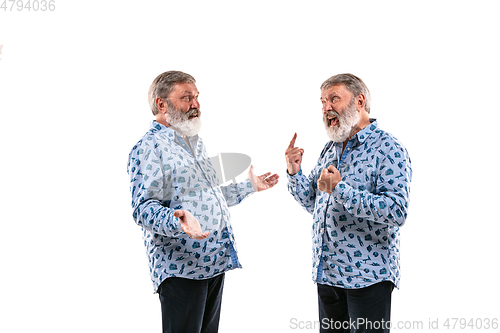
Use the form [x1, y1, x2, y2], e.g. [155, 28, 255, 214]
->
[148, 71, 196, 115]
[320, 73, 371, 114]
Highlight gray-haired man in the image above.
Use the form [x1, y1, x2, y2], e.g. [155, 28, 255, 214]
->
[286, 74, 412, 332]
[128, 71, 279, 332]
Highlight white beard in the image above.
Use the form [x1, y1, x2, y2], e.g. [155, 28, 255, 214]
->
[324, 102, 359, 143]
[166, 107, 202, 137]
[170, 117, 201, 137]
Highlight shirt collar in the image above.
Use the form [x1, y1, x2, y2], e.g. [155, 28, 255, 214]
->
[151, 120, 168, 132]
[150, 120, 180, 140]
[355, 118, 378, 145]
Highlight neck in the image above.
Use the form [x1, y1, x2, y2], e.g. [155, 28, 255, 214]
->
[155, 113, 170, 127]
[343, 115, 371, 147]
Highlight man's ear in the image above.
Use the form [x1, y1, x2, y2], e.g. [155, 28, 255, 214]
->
[156, 97, 168, 114]
[356, 94, 366, 112]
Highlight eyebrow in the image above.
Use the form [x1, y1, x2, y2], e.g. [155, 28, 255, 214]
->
[320, 93, 340, 101]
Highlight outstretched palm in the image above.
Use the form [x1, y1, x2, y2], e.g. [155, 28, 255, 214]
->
[248, 165, 279, 192]
[173, 210, 209, 240]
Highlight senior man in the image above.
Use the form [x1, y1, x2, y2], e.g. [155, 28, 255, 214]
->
[127, 71, 278, 333]
[286, 74, 412, 333]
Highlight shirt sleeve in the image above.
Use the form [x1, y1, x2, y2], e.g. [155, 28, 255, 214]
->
[287, 168, 320, 215]
[127, 141, 183, 237]
[219, 179, 255, 207]
[331, 141, 412, 227]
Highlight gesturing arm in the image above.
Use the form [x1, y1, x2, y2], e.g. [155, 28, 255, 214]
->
[285, 133, 303, 176]
[219, 165, 279, 207]
[286, 133, 319, 214]
[219, 179, 255, 207]
[127, 142, 208, 239]
[287, 169, 319, 215]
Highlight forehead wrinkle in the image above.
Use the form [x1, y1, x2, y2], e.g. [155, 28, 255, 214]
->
[176, 90, 199, 98]
[321, 92, 341, 101]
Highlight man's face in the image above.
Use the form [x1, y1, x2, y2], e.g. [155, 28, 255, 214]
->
[164, 83, 202, 136]
[320, 85, 359, 143]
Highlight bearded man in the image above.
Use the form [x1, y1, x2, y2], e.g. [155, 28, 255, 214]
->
[285, 74, 412, 333]
[127, 71, 278, 333]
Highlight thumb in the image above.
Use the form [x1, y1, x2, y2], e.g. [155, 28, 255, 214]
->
[320, 168, 328, 178]
[173, 210, 184, 219]
[248, 164, 255, 178]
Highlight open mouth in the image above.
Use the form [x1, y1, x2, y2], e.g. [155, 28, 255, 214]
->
[328, 116, 339, 127]
[187, 109, 201, 119]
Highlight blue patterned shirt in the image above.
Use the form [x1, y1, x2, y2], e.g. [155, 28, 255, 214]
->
[287, 120, 412, 289]
[127, 121, 255, 292]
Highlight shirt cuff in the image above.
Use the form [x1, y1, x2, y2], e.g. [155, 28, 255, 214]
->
[331, 180, 354, 204]
[286, 168, 302, 186]
[241, 178, 256, 195]
[164, 210, 184, 237]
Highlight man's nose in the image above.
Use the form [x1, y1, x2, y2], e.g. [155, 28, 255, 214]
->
[191, 98, 200, 109]
[322, 102, 332, 113]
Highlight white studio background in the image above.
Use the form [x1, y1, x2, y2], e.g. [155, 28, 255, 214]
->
[1, 1, 499, 332]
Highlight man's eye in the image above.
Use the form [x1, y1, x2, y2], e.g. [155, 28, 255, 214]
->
[182, 96, 191, 101]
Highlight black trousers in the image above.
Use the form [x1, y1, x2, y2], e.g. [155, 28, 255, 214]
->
[157, 274, 225, 333]
[317, 281, 394, 333]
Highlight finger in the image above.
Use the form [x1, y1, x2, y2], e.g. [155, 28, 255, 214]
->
[327, 165, 336, 173]
[288, 133, 297, 149]
[266, 174, 279, 182]
[317, 179, 324, 191]
[287, 148, 304, 158]
[287, 147, 303, 153]
[267, 175, 279, 187]
[320, 168, 328, 178]
[265, 177, 279, 186]
[249, 164, 254, 174]
[173, 210, 184, 218]
[259, 172, 272, 178]
[193, 233, 209, 240]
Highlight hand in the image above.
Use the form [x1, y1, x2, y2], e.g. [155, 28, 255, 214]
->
[248, 165, 279, 192]
[173, 210, 209, 240]
[285, 133, 304, 176]
[317, 165, 342, 194]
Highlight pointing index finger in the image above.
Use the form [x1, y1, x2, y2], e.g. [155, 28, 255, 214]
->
[288, 133, 297, 149]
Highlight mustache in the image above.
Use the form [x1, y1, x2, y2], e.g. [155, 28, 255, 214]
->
[187, 108, 201, 118]
[325, 111, 340, 119]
